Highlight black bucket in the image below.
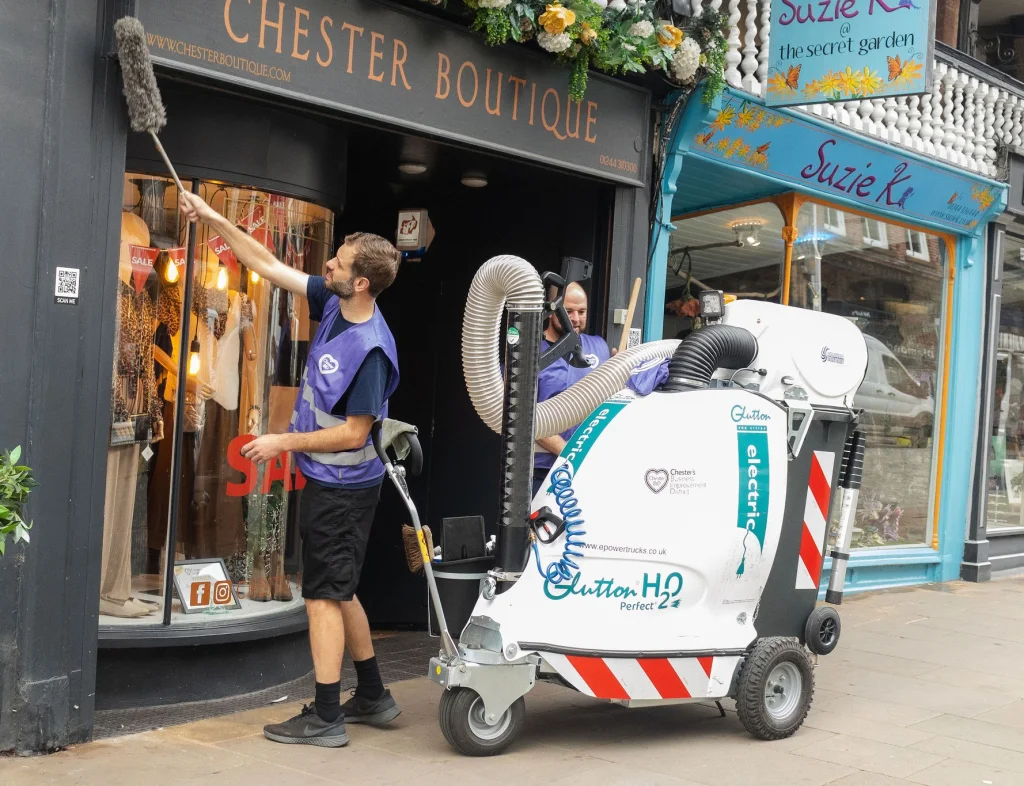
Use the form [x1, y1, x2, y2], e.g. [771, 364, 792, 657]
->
[427, 555, 494, 638]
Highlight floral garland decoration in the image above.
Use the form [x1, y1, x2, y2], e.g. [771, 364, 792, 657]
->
[458, 0, 728, 103]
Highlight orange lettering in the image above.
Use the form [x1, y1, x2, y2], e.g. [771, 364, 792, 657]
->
[585, 101, 598, 144]
[262, 452, 293, 493]
[392, 39, 410, 89]
[565, 97, 581, 139]
[368, 32, 385, 82]
[317, 15, 333, 67]
[226, 435, 257, 496]
[294, 461, 307, 490]
[341, 22, 364, 74]
[542, 88, 566, 140]
[436, 52, 451, 99]
[508, 76, 526, 121]
[529, 83, 537, 126]
[223, 0, 249, 44]
[292, 7, 310, 61]
[259, 0, 285, 53]
[485, 69, 502, 116]
[457, 61, 478, 107]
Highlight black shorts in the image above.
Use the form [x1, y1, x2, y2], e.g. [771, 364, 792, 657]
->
[299, 479, 381, 601]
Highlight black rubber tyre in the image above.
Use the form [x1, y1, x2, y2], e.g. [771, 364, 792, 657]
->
[736, 638, 815, 740]
[438, 688, 526, 756]
[804, 606, 841, 655]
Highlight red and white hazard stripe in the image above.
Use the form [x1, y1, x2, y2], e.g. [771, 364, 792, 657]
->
[541, 653, 741, 701]
[795, 450, 836, 590]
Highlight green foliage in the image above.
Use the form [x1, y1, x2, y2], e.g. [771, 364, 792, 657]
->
[0, 446, 37, 557]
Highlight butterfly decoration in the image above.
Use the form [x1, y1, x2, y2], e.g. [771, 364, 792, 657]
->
[948, 192, 958, 205]
[767, 65, 801, 96]
[887, 56, 910, 82]
[755, 143, 771, 155]
[781, 65, 801, 91]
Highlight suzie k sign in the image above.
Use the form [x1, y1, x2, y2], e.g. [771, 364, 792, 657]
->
[766, 0, 935, 107]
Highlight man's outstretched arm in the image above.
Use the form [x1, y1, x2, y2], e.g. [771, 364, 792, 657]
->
[179, 191, 309, 297]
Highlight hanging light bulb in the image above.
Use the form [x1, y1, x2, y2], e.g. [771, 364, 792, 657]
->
[164, 259, 179, 283]
[250, 270, 260, 283]
[216, 264, 228, 290]
[188, 338, 201, 376]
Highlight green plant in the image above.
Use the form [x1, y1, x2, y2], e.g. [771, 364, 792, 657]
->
[0, 446, 37, 556]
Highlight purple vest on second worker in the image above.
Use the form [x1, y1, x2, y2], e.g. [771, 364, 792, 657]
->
[290, 298, 399, 486]
[535, 332, 611, 469]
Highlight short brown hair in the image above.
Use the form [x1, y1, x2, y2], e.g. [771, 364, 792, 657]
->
[344, 232, 401, 297]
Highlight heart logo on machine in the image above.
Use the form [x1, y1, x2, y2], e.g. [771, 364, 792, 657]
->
[645, 469, 669, 494]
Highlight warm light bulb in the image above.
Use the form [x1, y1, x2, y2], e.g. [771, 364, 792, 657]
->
[165, 261, 179, 283]
[250, 270, 260, 283]
[216, 266, 228, 290]
[188, 338, 201, 376]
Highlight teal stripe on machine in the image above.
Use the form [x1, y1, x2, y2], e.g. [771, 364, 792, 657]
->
[558, 400, 629, 476]
[736, 425, 770, 575]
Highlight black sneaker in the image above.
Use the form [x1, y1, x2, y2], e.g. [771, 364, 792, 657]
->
[263, 703, 349, 747]
[339, 689, 401, 725]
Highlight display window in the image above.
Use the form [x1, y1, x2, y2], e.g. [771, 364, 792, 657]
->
[660, 195, 949, 552]
[99, 173, 334, 626]
[984, 233, 1024, 533]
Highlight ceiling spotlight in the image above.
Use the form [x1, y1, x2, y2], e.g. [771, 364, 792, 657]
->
[398, 162, 428, 175]
[461, 172, 488, 188]
[731, 221, 763, 248]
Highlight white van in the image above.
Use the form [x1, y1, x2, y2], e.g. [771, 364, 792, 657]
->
[854, 335, 934, 448]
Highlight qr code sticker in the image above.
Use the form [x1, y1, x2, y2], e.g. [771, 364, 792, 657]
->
[627, 328, 642, 349]
[55, 267, 80, 298]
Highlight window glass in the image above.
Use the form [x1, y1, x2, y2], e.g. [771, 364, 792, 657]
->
[662, 204, 785, 340]
[100, 174, 334, 626]
[790, 203, 946, 548]
[985, 234, 1024, 532]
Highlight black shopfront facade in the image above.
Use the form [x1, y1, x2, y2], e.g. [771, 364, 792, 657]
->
[0, 0, 653, 753]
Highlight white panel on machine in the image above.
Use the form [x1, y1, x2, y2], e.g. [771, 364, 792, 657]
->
[715, 300, 867, 408]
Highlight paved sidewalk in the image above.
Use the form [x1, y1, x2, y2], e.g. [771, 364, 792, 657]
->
[3, 575, 1023, 786]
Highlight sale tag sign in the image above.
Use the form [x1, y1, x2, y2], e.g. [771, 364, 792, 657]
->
[239, 204, 267, 233]
[167, 246, 187, 277]
[128, 245, 159, 293]
[207, 235, 238, 273]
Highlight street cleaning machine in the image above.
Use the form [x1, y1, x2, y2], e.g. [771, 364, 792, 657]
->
[371, 255, 869, 756]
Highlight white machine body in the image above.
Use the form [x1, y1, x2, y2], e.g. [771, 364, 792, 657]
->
[715, 300, 868, 408]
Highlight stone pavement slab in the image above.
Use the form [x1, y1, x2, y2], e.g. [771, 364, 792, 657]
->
[1, 575, 1021, 786]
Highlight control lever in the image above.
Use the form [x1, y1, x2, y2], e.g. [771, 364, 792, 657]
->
[529, 506, 567, 544]
[539, 271, 588, 370]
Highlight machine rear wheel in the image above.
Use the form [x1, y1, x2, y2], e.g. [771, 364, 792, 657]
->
[736, 638, 814, 740]
[804, 606, 841, 655]
[438, 688, 525, 756]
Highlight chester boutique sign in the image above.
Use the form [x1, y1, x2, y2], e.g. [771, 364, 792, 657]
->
[129, 0, 650, 186]
[765, 0, 935, 108]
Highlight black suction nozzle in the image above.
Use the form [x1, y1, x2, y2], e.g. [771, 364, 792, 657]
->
[659, 324, 758, 391]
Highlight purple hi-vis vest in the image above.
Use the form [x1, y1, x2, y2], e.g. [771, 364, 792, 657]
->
[535, 332, 610, 470]
[289, 298, 399, 486]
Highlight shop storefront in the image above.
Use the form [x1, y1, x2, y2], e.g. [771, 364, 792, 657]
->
[967, 152, 1024, 579]
[1, 0, 656, 748]
[647, 86, 1005, 595]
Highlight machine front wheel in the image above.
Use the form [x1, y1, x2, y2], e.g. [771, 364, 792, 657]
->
[438, 688, 525, 756]
[804, 606, 841, 655]
[736, 638, 814, 740]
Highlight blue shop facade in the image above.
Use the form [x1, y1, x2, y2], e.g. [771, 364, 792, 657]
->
[647, 87, 1007, 595]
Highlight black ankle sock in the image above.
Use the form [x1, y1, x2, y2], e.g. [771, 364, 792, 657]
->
[314, 680, 341, 722]
[353, 656, 384, 700]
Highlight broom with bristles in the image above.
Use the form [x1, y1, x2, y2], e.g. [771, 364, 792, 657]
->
[113, 17, 186, 196]
[402, 524, 433, 574]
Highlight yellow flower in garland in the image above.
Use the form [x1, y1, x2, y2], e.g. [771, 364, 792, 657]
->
[859, 67, 883, 96]
[837, 66, 862, 96]
[539, 3, 576, 35]
[818, 71, 841, 95]
[657, 24, 684, 49]
[579, 21, 598, 45]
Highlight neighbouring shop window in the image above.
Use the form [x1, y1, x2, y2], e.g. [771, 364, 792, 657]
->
[985, 234, 1024, 533]
[100, 174, 334, 625]
[662, 204, 785, 339]
[790, 203, 946, 549]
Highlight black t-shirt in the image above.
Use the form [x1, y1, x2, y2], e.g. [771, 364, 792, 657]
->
[306, 276, 391, 489]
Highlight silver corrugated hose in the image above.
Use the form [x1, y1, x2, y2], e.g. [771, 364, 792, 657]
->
[461, 255, 680, 438]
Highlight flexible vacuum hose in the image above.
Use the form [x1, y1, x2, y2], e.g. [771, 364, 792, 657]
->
[462, 256, 680, 438]
[659, 325, 758, 391]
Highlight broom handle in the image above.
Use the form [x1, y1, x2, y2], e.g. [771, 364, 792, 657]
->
[149, 130, 187, 196]
[617, 277, 642, 354]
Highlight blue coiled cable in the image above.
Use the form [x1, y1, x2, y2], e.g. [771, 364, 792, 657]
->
[532, 465, 586, 583]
